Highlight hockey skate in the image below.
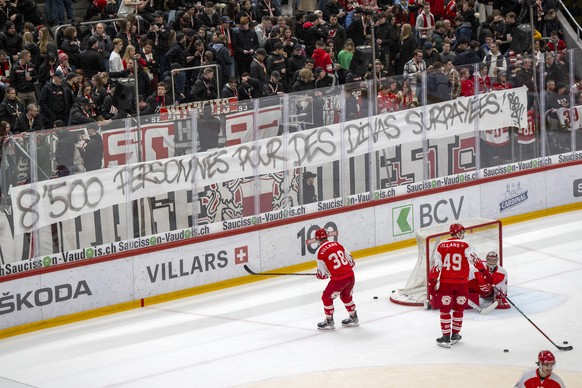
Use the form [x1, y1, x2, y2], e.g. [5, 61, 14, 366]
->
[436, 335, 451, 348]
[317, 317, 335, 330]
[451, 333, 462, 345]
[341, 312, 359, 327]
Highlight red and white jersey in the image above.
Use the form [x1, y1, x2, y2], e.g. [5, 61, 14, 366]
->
[469, 263, 508, 295]
[433, 237, 476, 284]
[316, 241, 354, 280]
[481, 127, 510, 146]
[514, 368, 565, 388]
[517, 109, 536, 145]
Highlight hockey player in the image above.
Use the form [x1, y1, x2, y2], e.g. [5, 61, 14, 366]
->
[431, 223, 476, 348]
[514, 350, 565, 388]
[314, 228, 358, 330]
[469, 251, 510, 309]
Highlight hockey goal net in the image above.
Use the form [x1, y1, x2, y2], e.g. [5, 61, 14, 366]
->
[390, 218, 502, 306]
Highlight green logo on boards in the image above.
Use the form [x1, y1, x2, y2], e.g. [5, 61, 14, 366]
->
[184, 229, 191, 239]
[393, 205, 413, 236]
[150, 237, 157, 246]
[43, 256, 52, 267]
[85, 248, 94, 258]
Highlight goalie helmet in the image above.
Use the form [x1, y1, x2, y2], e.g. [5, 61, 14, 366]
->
[486, 251, 499, 271]
[315, 228, 328, 241]
[449, 223, 465, 237]
[538, 350, 556, 364]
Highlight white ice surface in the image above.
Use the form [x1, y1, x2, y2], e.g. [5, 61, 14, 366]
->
[0, 211, 581, 387]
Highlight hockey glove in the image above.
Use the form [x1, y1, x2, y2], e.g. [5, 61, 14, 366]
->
[316, 272, 328, 280]
[471, 254, 486, 272]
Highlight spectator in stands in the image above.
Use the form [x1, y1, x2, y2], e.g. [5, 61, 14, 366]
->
[427, 62, 451, 103]
[146, 11, 171, 74]
[300, 171, 317, 204]
[1, 22, 21, 63]
[312, 40, 335, 74]
[197, 105, 221, 152]
[443, 59, 461, 100]
[454, 16, 473, 44]
[56, 53, 73, 78]
[145, 81, 173, 113]
[432, 21, 447, 53]
[346, 8, 369, 48]
[200, 1, 221, 29]
[81, 124, 103, 171]
[221, 77, 239, 98]
[256, 0, 280, 19]
[234, 17, 260, 77]
[477, 63, 491, 93]
[440, 42, 456, 64]
[37, 27, 58, 69]
[0, 87, 23, 129]
[423, 42, 440, 70]
[13, 103, 42, 133]
[249, 48, 269, 84]
[455, 39, 481, 66]
[461, 0, 479, 40]
[39, 69, 70, 128]
[314, 66, 334, 89]
[212, 34, 234, 89]
[416, 2, 435, 47]
[60, 26, 81, 70]
[109, 38, 125, 74]
[544, 79, 569, 154]
[10, 49, 37, 108]
[0, 0, 19, 31]
[21, 32, 39, 70]
[543, 51, 566, 84]
[292, 68, 315, 92]
[396, 23, 415, 75]
[336, 39, 354, 83]
[403, 49, 426, 97]
[459, 67, 474, 97]
[69, 97, 98, 125]
[397, 79, 419, 110]
[238, 72, 263, 100]
[92, 23, 114, 72]
[80, 37, 107, 79]
[483, 42, 507, 81]
[327, 14, 347, 57]
[38, 53, 57, 87]
[192, 67, 218, 101]
[117, 0, 148, 18]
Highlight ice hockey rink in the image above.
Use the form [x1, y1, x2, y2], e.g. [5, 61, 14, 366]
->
[0, 210, 581, 388]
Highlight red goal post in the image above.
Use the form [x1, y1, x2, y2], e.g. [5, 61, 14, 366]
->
[389, 218, 503, 306]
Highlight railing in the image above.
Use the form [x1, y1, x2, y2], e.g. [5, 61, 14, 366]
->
[170, 64, 220, 105]
[54, 18, 126, 40]
[559, 0, 582, 41]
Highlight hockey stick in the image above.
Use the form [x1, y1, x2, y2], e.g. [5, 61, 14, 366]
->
[467, 299, 498, 315]
[243, 265, 316, 276]
[493, 286, 573, 351]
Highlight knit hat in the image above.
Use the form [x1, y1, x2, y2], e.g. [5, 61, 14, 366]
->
[58, 52, 69, 63]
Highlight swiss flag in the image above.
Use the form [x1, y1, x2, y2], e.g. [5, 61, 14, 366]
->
[234, 246, 249, 264]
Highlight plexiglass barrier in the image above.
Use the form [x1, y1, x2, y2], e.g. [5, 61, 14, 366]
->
[1, 48, 581, 269]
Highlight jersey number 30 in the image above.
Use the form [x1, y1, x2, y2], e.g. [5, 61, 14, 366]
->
[443, 253, 463, 271]
[329, 251, 349, 269]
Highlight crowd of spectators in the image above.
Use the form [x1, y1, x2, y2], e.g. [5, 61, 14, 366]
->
[0, 0, 580, 185]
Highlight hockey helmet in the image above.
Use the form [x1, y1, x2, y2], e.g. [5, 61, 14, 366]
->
[315, 228, 328, 241]
[449, 223, 465, 237]
[538, 350, 556, 364]
[486, 251, 499, 271]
